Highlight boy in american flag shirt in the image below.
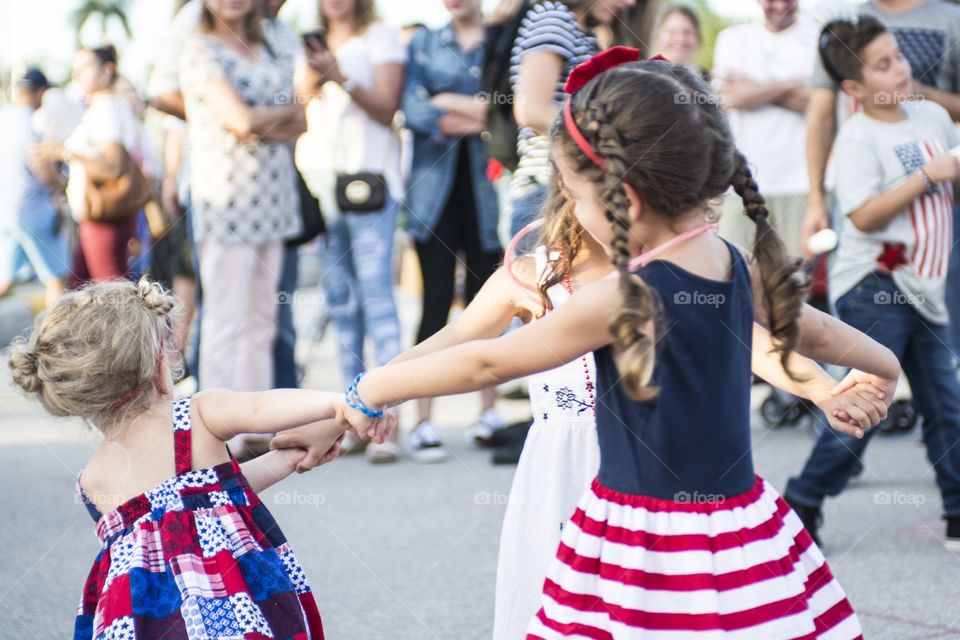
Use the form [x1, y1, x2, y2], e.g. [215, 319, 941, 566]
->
[785, 15, 960, 550]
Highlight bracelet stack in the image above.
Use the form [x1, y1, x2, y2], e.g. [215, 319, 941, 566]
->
[918, 168, 938, 196]
[344, 373, 385, 418]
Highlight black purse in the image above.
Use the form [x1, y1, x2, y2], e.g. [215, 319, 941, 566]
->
[335, 172, 387, 213]
[287, 170, 326, 247]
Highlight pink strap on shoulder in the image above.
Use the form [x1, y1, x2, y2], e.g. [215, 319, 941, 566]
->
[503, 219, 546, 305]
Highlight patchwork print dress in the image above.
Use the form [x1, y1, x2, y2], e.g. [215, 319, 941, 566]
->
[74, 397, 323, 640]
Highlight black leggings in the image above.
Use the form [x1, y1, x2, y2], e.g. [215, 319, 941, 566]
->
[415, 142, 501, 344]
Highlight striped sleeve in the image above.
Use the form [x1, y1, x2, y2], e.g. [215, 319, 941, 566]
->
[514, 1, 584, 64]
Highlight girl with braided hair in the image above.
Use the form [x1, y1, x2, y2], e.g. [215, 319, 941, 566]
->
[8, 278, 392, 639]
[279, 51, 900, 637]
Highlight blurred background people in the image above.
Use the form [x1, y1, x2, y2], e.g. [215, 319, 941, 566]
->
[401, 0, 504, 462]
[296, 0, 406, 463]
[179, 0, 304, 456]
[0, 69, 69, 307]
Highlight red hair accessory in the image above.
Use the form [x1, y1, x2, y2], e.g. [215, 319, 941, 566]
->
[563, 48, 670, 169]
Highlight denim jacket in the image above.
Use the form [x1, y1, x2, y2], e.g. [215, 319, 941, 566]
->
[401, 24, 501, 252]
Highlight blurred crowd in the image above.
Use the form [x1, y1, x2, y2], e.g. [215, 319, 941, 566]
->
[6, 0, 960, 465]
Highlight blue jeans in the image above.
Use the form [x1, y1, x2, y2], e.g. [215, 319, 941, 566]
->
[273, 244, 299, 388]
[945, 204, 960, 357]
[786, 272, 960, 517]
[319, 200, 402, 384]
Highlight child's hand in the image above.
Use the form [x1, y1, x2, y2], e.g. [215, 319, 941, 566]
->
[336, 397, 396, 445]
[924, 153, 960, 182]
[270, 419, 347, 473]
[832, 369, 898, 408]
[278, 447, 309, 472]
[817, 385, 888, 438]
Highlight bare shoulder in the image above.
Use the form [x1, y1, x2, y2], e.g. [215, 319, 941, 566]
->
[189, 389, 237, 444]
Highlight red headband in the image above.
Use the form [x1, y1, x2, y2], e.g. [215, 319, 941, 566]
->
[563, 47, 669, 169]
[109, 337, 165, 410]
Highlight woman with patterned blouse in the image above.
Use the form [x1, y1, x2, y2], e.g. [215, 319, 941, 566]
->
[179, 0, 305, 453]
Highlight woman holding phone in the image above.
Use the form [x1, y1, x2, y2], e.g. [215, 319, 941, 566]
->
[296, 0, 406, 463]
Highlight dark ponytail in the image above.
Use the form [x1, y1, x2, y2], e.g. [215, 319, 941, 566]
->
[730, 153, 809, 377]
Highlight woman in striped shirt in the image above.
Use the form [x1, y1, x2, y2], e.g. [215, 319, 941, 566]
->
[508, 0, 632, 238]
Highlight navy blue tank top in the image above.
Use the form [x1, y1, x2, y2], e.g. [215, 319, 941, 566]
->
[593, 238, 755, 499]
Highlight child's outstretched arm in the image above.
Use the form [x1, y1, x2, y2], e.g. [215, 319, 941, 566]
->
[752, 324, 887, 437]
[390, 262, 542, 364]
[273, 276, 618, 454]
[241, 449, 307, 493]
[351, 278, 615, 408]
[194, 389, 345, 440]
[742, 248, 900, 383]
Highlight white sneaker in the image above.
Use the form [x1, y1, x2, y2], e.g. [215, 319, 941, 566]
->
[466, 409, 505, 447]
[407, 421, 450, 463]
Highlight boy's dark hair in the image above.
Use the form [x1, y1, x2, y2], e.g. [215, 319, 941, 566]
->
[818, 16, 889, 84]
[554, 60, 808, 400]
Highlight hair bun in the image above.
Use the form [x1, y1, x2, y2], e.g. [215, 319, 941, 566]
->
[8, 340, 42, 394]
[136, 278, 175, 316]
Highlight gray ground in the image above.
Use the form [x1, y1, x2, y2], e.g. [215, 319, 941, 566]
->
[1, 286, 959, 639]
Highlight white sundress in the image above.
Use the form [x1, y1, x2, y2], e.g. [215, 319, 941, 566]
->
[493, 250, 601, 640]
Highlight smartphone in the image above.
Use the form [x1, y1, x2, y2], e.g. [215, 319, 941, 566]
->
[302, 29, 327, 52]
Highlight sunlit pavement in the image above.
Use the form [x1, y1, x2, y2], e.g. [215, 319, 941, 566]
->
[1, 282, 958, 639]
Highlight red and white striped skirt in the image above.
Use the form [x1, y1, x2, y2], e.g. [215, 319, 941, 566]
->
[527, 476, 862, 639]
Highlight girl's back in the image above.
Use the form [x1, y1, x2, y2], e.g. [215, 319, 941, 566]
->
[76, 397, 323, 640]
[593, 236, 755, 500]
[8, 279, 333, 640]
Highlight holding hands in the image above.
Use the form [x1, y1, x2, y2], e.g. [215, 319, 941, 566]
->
[271, 374, 396, 473]
[813, 369, 899, 438]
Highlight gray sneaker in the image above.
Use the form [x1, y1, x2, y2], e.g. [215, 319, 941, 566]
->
[408, 421, 450, 463]
[466, 409, 505, 448]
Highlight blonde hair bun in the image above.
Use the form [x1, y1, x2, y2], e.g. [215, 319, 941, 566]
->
[8, 340, 42, 393]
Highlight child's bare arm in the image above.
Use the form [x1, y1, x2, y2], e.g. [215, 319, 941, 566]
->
[390, 262, 540, 364]
[194, 389, 343, 442]
[848, 153, 958, 232]
[351, 277, 618, 410]
[742, 248, 900, 381]
[752, 323, 887, 436]
[241, 449, 307, 493]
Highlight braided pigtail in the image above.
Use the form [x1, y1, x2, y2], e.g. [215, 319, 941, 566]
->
[584, 102, 661, 400]
[730, 153, 809, 377]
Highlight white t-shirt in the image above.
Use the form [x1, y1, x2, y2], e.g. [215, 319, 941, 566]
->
[713, 18, 818, 195]
[64, 94, 142, 221]
[831, 101, 958, 324]
[296, 22, 406, 214]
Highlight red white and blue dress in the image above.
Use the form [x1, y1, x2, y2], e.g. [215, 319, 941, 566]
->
[74, 397, 324, 640]
[528, 240, 863, 639]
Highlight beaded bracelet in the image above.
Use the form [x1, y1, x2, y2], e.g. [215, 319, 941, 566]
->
[344, 372, 385, 419]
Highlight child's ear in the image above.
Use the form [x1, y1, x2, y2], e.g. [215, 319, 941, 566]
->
[623, 183, 646, 223]
[840, 78, 866, 102]
[155, 354, 173, 397]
